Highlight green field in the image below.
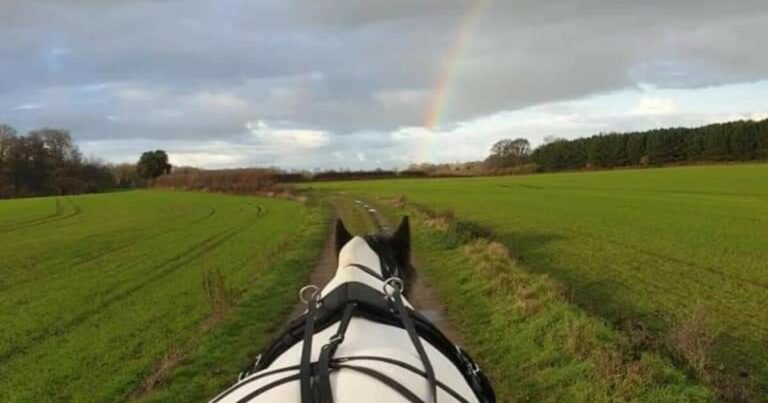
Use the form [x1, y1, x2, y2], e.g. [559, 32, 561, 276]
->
[0, 191, 325, 402]
[4, 165, 766, 401]
[310, 164, 768, 399]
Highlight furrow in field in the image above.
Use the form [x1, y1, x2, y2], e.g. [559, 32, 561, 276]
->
[0, 204, 264, 362]
[30, 197, 85, 232]
[191, 205, 217, 223]
[10, 197, 83, 233]
[0, 198, 63, 231]
[3, 201, 246, 297]
[562, 228, 768, 329]
[53, 203, 220, 269]
[0, 191, 312, 402]
[532, 230, 768, 344]
[0, 198, 76, 233]
[0, 203, 216, 293]
[556, 224, 768, 296]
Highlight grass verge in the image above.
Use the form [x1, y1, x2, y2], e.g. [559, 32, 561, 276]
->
[371, 196, 713, 402]
[134, 203, 330, 402]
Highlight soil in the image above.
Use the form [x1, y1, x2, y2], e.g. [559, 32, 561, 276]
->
[280, 218, 339, 331]
[281, 198, 462, 344]
[360, 202, 464, 344]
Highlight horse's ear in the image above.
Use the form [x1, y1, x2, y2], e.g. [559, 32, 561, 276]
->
[335, 219, 352, 255]
[392, 216, 410, 257]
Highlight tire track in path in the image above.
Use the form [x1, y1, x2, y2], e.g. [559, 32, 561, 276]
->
[281, 197, 462, 343]
[352, 198, 464, 343]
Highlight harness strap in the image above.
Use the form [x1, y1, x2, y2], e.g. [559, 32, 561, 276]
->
[337, 356, 470, 403]
[300, 293, 320, 403]
[214, 355, 473, 403]
[236, 374, 302, 403]
[226, 361, 429, 403]
[210, 365, 301, 403]
[332, 364, 426, 403]
[318, 303, 356, 402]
[231, 279, 495, 403]
[390, 286, 438, 403]
[345, 263, 385, 281]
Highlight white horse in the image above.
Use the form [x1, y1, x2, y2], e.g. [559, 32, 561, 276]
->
[210, 217, 495, 403]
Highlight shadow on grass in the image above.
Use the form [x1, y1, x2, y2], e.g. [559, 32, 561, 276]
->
[494, 228, 768, 401]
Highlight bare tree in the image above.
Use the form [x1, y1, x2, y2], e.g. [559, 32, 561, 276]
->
[485, 138, 531, 168]
[0, 124, 18, 197]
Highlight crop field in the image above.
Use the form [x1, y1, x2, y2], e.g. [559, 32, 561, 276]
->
[310, 164, 768, 398]
[0, 191, 324, 402]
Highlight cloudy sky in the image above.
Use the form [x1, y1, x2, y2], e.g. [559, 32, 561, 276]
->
[2, 0, 767, 169]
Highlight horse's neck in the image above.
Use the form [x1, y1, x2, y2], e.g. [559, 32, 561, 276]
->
[321, 236, 384, 296]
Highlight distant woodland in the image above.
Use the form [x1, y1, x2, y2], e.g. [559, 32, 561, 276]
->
[0, 124, 141, 198]
[3, 119, 768, 198]
[530, 119, 768, 171]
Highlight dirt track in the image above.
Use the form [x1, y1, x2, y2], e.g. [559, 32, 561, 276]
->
[281, 218, 339, 330]
[359, 199, 463, 343]
[282, 198, 461, 343]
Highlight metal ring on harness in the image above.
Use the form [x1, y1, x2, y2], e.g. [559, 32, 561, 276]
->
[215, 281, 497, 403]
[299, 285, 320, 305]
[456, 345, 481, 374]
[238, 354, 261, 381]
[382, 277, 404, 297]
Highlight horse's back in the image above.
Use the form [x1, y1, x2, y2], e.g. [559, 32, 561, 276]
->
[218, 317, 479, 402]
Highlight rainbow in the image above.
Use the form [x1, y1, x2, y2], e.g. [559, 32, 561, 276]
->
[415, 0, 487, 163]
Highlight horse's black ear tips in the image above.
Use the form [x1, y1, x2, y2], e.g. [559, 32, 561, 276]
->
[393, 216, 411, 263]
[335, 219, 352, 254]
[393, 216, 410, 243]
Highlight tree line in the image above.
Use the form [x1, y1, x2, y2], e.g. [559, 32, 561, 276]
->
[529, 119, 768, 171]
[4, 118, 766, 198]
[0, 123, 172, 198]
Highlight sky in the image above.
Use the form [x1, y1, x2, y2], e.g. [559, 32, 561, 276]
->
[1, 0, 767, 170]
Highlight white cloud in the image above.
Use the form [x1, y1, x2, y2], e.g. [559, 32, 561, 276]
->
[11, 103, 44, 111]
[245, 120, 269, 132]
[190, 92, 250, 113]
[276, 130, 330, 148]
[632, 97, 681, 116]
[116, 87, 156, 103]
[168, 152, 244, 167]
[391, 126, 434, 140]
[246, 120, 330, 149]
[80, 83, 114, 93]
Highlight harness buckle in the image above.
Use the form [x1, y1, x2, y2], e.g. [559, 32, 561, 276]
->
[329, 334, 344, 344]
[456, 345, 482, 375]
[472, 361, 481, 374]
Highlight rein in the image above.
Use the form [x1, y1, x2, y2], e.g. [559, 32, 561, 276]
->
[334, 264, 438, 402]
[210, 264, 496, 403]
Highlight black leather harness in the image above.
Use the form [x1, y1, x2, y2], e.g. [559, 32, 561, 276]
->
[210, 265, 496, 403]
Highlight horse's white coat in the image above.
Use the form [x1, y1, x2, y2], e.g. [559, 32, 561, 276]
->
[214, 236, 479, 403]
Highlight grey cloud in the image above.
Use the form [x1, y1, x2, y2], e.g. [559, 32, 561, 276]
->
[1, 0, 767, 168]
